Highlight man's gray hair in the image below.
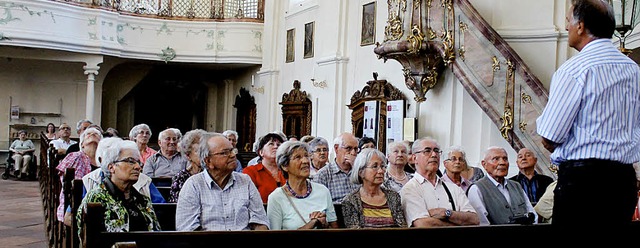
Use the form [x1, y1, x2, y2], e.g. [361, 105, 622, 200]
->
[196, 132, 225, 170]
[76, 119, 93, 132]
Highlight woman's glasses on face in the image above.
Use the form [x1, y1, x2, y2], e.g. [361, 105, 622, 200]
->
[114, 157, 141, 165]
[313, 148, 329, 153]
[365, 164, 387, 171]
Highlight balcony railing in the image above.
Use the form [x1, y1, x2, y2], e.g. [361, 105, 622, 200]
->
[52, 0, 264, 21]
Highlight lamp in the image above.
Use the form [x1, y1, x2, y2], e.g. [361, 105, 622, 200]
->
[609, 0, 640, 55]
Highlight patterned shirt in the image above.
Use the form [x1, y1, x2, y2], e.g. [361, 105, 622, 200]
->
[175, 171, 269, 231]
[56, 151, 95, 222]
[168, 168, 192, 203]
[312, 160, 359, 203]
[77, 177, 160, 237]
[140, 146, 157, 165]
[537, 39, 640, 164]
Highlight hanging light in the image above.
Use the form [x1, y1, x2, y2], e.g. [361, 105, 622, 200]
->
[608, 0, 640, 55]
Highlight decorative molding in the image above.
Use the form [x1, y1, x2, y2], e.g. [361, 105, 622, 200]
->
[0, 33, 10, 41]
[310, 79, 327, 89]
[159, 47, 176, 63]
[251, 86, 264, 94]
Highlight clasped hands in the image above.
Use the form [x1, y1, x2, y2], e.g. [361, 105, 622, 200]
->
[309, 210, 328, 228]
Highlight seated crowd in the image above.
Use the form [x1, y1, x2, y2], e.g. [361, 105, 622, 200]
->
[52, 121, 622, 241]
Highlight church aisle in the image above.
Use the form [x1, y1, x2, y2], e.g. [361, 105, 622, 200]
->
[0, 178, 47, 248]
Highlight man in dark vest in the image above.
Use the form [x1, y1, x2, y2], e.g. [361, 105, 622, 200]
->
[467, 146, 537, 225]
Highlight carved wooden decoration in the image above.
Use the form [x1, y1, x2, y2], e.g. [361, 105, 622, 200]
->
[280, 80, 312, 139]
[234, 87, 257, 152]
[348, 73, 405, 153]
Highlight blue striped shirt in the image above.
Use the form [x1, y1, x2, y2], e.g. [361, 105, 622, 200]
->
[536, 39, 640, 164]
[175, 171, 269, 231]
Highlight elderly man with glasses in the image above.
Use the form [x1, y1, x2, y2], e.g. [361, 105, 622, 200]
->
[175, 132, 269, 231]
[400, 137, 478, 228]
[313, 132, 360, 203]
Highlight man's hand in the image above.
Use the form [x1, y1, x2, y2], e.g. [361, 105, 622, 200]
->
[541, 137, 558, 153]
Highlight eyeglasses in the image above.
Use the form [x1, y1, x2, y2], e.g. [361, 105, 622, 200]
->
[445, 157, 465, 162]
[313, 148, 329, 153]
[416, 147, 442, 155]
[211, 148, 238, 157]
[365, 164, 387, 171]
[163, 137, 178, 142]
[114, 157, 141, 165]
[341, 146, 360, 153]
[60, 127, 71, 130]
[138, 131, 151, 135]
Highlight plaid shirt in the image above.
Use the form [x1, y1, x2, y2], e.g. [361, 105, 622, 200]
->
[312, 160, 359, 203]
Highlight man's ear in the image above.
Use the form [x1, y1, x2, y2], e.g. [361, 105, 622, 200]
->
[576, 21, 585, 35]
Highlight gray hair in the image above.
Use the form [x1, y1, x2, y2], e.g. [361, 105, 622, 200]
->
[386, 141, 409, 155]
[350, 148, 387, 184]
[308, 137, 328, 151]
[79, 127, 103, 147]
[129, 123, 152, 140]
[196, 132, 225, 170]
[444, 145, 467, 163]
[179, 129, 207, 159]
[76, 119, 93, 132]
[97, 137, 139, 179]
[483, 146, 506, 160]
[276, 141, 310, 179]
[571, 0, 615, 38]
[158, 128, 180, 142]
[222, 130, 239, 139]
[411, 137, 439, 153]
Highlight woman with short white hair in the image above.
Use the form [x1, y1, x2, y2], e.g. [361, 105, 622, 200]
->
[128, 123, 157, 164]
[77, 138, 160, 237]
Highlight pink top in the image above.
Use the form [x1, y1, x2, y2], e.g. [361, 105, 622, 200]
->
[140, 146, 158, 165]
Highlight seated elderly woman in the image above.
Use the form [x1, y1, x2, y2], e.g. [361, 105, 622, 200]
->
[341, 148, 407, 228]
[128, 123, 157, 165]
[169, 129, 207, 203]
[9, 130, 35, 179]
[308, 137, 329, 179]
[442, 145, 474, 192]
[56, 127, 103, 225]
[77, 138, 161, 238]
[82, 137, 166, 204]
[266, 141, 339, 230]
[383, 141, 413, 192]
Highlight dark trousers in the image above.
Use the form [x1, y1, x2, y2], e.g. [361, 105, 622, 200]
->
[553, 159, 637, 226]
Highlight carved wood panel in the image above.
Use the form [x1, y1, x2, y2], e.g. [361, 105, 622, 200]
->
[348, 73, 405, 153]
[234, 87, 256, 152]
[280, 80, 312, 139]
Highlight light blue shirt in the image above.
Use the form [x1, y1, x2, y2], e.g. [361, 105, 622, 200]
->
[536, 39, 640, 164]
[266, 181, 337, 230]
[175, 171, 269, 231]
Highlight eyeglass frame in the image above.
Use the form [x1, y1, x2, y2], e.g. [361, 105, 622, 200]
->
[210, 148, 238, 157]
[415, 147, 442, 155]
[313, 148, 329, 153]
[340, 145, 360, 154]
[113, 157, 142, 165]
[365, 164, 388, 171]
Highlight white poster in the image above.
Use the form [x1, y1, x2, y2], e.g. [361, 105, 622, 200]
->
[363, 100, 379, 140]
[386, 100, 404, 144]
[10, 105, 19, 120]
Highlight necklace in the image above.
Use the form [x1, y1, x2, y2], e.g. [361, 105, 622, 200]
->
[389, 171, 407, 181]
[286, 180, 312, 199]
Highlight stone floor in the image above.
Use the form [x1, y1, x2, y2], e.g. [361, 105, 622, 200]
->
[0, 178, 47, 248]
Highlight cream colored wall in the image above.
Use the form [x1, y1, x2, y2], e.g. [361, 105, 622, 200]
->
[259, 0, 570, 176]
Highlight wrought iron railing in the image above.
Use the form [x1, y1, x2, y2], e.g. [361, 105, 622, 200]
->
[52, 0, 264, 21]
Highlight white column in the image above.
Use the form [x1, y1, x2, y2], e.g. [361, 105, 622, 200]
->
[83, 65, 99, 121]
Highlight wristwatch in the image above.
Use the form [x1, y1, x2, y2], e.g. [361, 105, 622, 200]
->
[444, 209, 452, 220]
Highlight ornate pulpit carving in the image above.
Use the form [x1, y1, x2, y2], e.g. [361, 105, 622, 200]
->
[280, 80, 312, 139]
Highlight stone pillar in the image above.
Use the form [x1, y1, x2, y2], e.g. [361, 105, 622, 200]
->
[83, 64, 100, 121]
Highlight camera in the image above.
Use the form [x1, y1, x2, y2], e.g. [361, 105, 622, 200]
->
[508, 212, 535, 225]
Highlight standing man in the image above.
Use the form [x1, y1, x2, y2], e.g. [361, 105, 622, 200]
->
[536, 0, 640, 226]
[175, 132, 268, 231]
[509, 148, 554, 206]
[400, 137, 478, 227]
[313, 132, 360, 203]
[467, 146, 537, 225]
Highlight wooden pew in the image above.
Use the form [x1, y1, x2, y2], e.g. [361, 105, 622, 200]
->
[84, 203, 640, 248]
